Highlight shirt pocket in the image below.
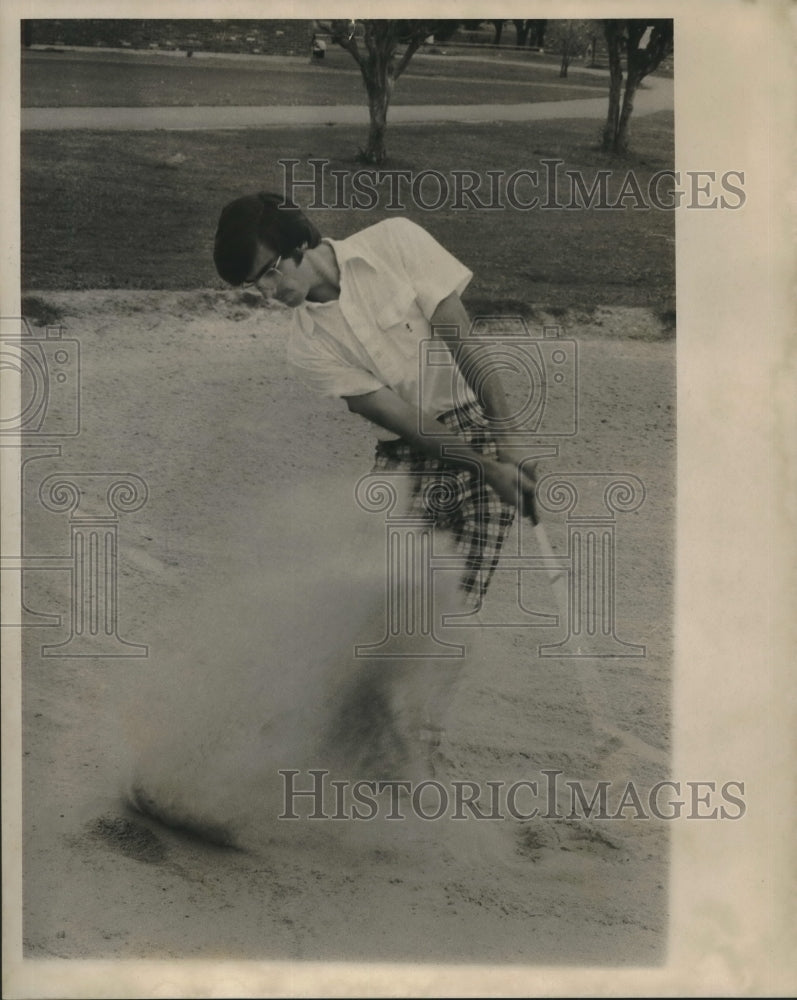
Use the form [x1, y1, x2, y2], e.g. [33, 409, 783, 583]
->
[375, 285, 417, 330]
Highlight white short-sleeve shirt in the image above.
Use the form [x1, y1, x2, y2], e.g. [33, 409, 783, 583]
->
[286, 218, 477, 438]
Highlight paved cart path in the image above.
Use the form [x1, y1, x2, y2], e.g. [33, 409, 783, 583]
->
[21, 77, 672, 130]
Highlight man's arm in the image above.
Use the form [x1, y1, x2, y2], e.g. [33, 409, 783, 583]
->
[430, 291, 537, 475]
[343, 386, 536, 516]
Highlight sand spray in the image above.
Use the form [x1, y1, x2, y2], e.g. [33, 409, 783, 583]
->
[116, 477, 485, 852]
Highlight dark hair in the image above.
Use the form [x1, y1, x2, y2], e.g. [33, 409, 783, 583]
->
[213, 192, 322, 286]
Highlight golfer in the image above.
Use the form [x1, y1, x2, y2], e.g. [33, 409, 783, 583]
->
[213, 192, 537, 602]
[214, 193, 540, 774]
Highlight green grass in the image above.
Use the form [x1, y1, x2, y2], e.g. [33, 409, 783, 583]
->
[22, 49, 607, 108]
[21, 112, 674, 309]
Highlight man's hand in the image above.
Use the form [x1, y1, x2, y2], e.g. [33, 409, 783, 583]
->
[495, 443, 539, 478]
[343, 388, 539, 521]
[483, 457, 538, 524]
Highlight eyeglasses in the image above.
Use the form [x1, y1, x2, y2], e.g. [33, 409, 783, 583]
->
[242, 254, 282, 288]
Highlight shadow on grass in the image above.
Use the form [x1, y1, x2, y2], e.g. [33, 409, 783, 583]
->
[21, 294, 66, 326]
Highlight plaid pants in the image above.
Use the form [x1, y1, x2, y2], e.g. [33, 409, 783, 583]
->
[371, 402, 515, 599]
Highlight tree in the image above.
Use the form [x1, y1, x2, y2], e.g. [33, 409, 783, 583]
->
[330, 19, 449, 165]
[602, 19, 673, 154]
[545, 19, 595, 77]
[430, 21, 460, 44]
[490, 20, 505, 46]
[584, 25, 601, 67]
[527, 19, 547, 49]
[513, 20, 530, 48]
[508, 19, 548, 50]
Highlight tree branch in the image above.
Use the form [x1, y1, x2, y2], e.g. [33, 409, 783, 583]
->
[626, 19, 673, 81]
[330, 19, 364, 68]
[394, 34, 426, 79]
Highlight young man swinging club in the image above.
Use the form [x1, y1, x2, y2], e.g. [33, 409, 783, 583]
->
[213, 192, 539, 778]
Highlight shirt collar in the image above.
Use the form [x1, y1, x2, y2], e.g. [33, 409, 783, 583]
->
[295, 229, 417, 335]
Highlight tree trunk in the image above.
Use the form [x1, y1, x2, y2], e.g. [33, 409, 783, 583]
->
[362, 78, 391, 164]
[614, 71, 642, 154]
[602, 19, 672, 154]
[530, 19, 547, 49]
[560, 28, 572, 77]
[602, 21, 624, 152]
[491, 20, 504, 46]
[514, 20, 529, 48]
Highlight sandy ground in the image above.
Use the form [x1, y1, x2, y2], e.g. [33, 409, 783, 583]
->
[15, 290, 675, 969]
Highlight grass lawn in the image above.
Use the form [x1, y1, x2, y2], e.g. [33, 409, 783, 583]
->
[22, 49, 607, 108]
[21, 112, 674, 310]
